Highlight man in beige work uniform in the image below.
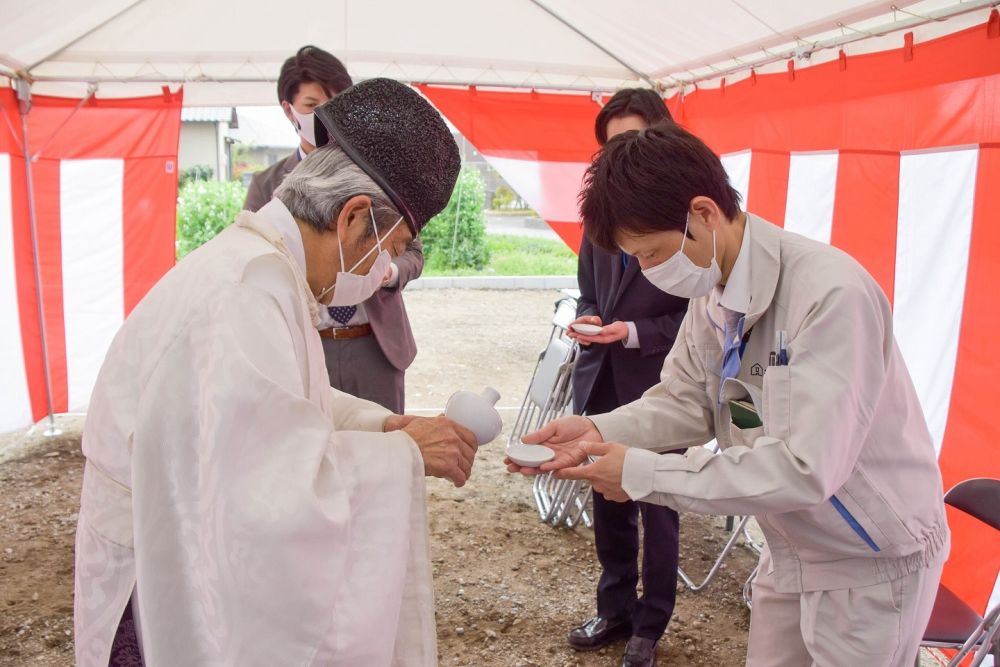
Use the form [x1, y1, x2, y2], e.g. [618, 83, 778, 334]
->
[511, 122, 949, 666]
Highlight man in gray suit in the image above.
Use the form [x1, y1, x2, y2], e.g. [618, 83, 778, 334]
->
[245, 46, 424, 413]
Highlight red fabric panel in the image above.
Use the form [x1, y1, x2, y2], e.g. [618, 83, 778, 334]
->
[1, 87, 182, 424]
[123, 157, 178, 315]
[830, 152, 900, 303]
[746, 151, 789, 227]
[418, 86, 599, 163]
[548, 220, 584, 254]
[676, 23, 1000, 154]
[30, 158, 68, 414]
[26, 92, 183, 159]
[937, 145, 1000, 613]
[2, 90, 50, 422]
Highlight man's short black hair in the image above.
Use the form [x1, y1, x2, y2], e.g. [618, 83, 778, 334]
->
[277, 45, 353, 104]
[580, 123, 742, 253]
[595, 88, 673, 146]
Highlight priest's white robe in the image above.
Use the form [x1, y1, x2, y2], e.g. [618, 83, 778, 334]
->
[74, 200, 436, 666]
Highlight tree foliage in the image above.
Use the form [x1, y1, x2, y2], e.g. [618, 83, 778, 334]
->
[421, 167, 490, 270]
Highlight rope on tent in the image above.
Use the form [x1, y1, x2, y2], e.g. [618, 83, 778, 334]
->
[449, 160, 466, 259]
[28, 84, 97, 161]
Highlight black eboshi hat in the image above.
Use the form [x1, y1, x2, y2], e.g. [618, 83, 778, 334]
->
[313, 78, 460, 235]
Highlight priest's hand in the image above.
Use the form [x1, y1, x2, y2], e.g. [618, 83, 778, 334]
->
[553, 441, 630, 502]
[403, 416, 478, 487]
[505, 415, 604, 475]
[383, 414, 420, 432]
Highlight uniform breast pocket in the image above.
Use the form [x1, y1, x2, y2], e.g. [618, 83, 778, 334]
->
[762, 365, 791, 442]
[728, 421, 764, 449]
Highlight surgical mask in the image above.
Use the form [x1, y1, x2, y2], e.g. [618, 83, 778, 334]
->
[641, 213, 722, 298]
[316, 209, 404, 307]
[288, 106, 317, 147]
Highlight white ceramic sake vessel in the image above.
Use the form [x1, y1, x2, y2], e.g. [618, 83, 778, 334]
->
[445, 387, 503, 446]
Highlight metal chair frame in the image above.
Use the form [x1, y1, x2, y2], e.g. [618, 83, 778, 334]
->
[510, 295, 594, 529]
[677, 515, 762, 592]
[918, 478, 1000, 667]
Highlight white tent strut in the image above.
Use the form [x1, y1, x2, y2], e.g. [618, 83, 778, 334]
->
[15, 78, 62, 437]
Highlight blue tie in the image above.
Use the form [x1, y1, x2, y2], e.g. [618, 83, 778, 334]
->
[329, 305, 357, 326]
[719, 310, 745, 403]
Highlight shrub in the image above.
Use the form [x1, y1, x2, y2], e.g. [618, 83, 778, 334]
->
[176, 180, 247, 259]
[178, 164, 214, 189]
[421, 167, 490, 270]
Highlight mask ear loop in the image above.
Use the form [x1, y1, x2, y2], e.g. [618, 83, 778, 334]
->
[315, 212, 351, 301]
[337, 214, 348, 275]
[679, 212, 691, 252]
[711, 222, 717, 264]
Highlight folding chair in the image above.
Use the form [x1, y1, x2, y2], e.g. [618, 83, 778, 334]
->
[677, 514, 757, 592]
[919, 477, 1000, 667]
[675, 439, 765, 592]
[508, 295, 593, 528]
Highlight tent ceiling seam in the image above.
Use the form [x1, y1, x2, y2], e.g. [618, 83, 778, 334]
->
[526, 0, 658, 90]
[27, 0, 150, 73]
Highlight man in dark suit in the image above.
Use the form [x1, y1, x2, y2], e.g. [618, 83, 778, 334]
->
[244, 46, 424, 413]
[566, 89, 688, 667]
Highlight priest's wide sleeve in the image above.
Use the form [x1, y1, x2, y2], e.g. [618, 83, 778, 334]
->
[132, 267, 430, 665]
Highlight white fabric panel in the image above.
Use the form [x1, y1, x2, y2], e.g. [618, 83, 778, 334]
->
[483, 156, 541, 216]
[784, 152, 839, 244]
[0, 153, 34, 433]
[894, 148, 977, 457]
[721, 150, 751, 208]
[61, 159, 125, 411]
[483, 156, 589, 222]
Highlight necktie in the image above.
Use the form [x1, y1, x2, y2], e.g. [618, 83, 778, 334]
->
[719, 309, 745, 403]
[329, 305, 357, 326]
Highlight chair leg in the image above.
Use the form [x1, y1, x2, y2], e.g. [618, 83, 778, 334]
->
[743, 563, 759, 610]
[677, 516, 751, 592]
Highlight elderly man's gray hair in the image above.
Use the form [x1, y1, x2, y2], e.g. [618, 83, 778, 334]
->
[274, 145, 399, 237]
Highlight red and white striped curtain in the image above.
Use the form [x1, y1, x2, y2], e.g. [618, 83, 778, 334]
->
[0, 89, 182, 433]
[422, 14, 1000, 630]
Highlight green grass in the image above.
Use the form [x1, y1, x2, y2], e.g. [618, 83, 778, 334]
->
[424, 234, 577, 276]
[484, 208, 540, 217]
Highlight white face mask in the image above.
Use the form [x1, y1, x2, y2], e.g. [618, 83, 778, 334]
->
[317, 209, 404, 307]
[640, 213, 722, 298]
[288, 106, 317, 147]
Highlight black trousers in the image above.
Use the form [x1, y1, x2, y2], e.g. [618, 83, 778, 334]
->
[584, 364, 680, 641]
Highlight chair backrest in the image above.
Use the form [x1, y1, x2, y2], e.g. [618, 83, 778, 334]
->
[944, 478, 1000, 531]
[552, 297, 578, 331]
[529, 337, 573, 408]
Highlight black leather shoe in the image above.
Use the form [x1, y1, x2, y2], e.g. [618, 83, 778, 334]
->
[566, 615, 633, 651]
[621, 636, 657, 667]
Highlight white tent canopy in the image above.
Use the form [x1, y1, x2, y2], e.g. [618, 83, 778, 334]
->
[2, 0, 994, 105]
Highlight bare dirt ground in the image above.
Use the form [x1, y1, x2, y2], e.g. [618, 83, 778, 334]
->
[1, 289, 768, 666]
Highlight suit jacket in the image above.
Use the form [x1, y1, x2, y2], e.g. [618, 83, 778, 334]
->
[572, 237, 689, 415]
[245, 151, 424, 371]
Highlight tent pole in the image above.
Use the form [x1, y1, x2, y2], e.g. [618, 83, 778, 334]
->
[15, 78, 61, 438]
[527, 0, 659, 90]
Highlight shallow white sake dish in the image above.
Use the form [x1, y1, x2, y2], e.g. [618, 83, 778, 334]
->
[506, 443, 556, 468]
[570, 323, 603, 336]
